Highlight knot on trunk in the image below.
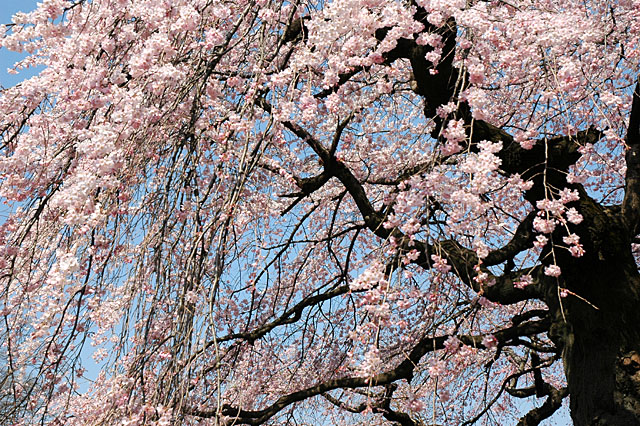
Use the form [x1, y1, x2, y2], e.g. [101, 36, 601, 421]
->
[621, 352, 640, 373]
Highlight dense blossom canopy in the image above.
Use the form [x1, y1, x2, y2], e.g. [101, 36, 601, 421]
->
[1, 0, 640, 425]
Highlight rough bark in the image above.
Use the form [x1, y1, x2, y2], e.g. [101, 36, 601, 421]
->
[545, 194, 640, 425]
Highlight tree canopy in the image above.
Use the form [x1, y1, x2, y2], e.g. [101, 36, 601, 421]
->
[1, 0, 640, 425]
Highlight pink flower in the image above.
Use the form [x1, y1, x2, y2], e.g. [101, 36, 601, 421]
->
[566, 208, 583, 224]
[474, 240, 490, 259]
[563, 233, 585, 257]
[515, 130, 536, 150]
[444, 336, 461, 354]
[405, 249, 420, 262]
[533, 216, 556, 234]
[473, 264, 496, 286]
[431, 255, 451, 273]
[408, 398, 425, 411]
[544, 265, 562, 277]
[569, 244, 585, 257]
[436, 102, 456, 118]
[514, 275, 533, 289]
[533, 235, 548, 248]
[536, 199, 565, 215]
[383, 213, 402, 229]
[442, 119, 466, 143]
[428, 359, 447, 377]
[559, 188, 580, 203]
[563, 233, 580, 245]
[441, 141, 462, 156]
[359, 346, 382, 377]
[566, 173, 585, 184]
[482, 334, 498, 349]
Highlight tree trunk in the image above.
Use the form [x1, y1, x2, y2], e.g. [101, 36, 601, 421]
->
[548, 198, 640, 425]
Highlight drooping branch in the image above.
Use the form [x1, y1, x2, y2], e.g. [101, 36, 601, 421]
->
[185, 317, 551, 424]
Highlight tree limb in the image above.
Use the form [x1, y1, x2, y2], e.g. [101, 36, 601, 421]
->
[516, 386, 569, 426]
[185, 317, 550, 424]
[484, 211, 537, 266]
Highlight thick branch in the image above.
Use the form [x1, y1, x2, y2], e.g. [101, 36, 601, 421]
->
[321, 393, 368, 414]
[380, 14, 603, 201]
[429, 239, 544, 304]
[516, 386, 569, 426]
[282, 16, 309, 44]
[283, 116, 544, 303]
[484, 211, 537, 266]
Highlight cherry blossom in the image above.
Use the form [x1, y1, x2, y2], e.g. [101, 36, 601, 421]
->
[0, 0, 639, 425]
[544, 265, 562, 277]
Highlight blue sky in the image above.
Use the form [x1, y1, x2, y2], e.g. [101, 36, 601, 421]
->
[0, 0, 41, 88]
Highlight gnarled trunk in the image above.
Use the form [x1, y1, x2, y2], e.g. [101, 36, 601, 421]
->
[548, 199, 640, 425]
